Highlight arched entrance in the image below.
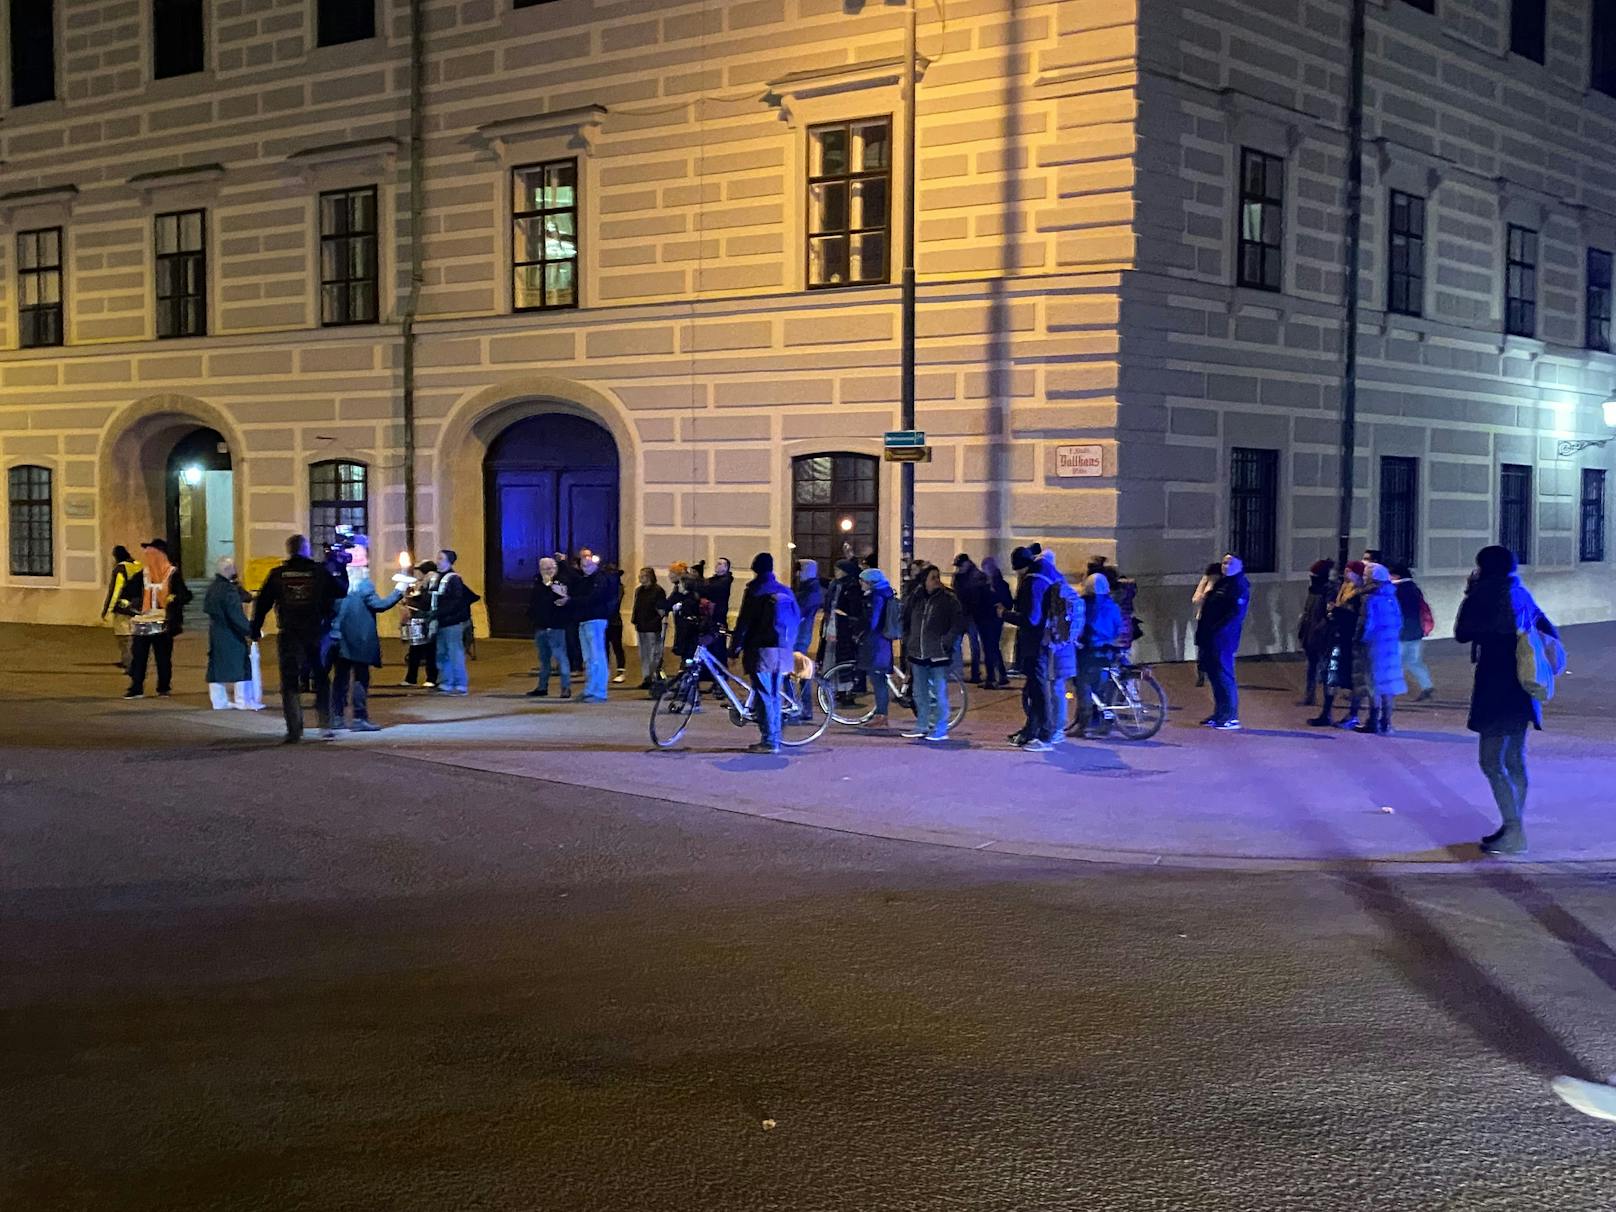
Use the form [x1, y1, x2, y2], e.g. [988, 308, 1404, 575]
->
[484, 413, 619, 636]
[165, 427, 234, 578]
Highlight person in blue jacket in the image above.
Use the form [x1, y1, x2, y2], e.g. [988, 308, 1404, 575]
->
[1072, 572, 1124, 738]
[331, 540, 404, 731]
[1195, 553, 1251, 730]
[792, 559, 824, 722]
[733, 552, 801, 755]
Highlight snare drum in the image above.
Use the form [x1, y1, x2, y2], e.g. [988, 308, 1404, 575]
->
[131, 614, 168, 637]
[402, 618, 427, 645]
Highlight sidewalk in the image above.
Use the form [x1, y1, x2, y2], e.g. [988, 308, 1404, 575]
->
[6, 622, 1614, 870]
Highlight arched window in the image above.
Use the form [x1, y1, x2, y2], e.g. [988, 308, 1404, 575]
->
[791, 453, 878, 576]
[310, 460, 368, 546]
[8, 465, 53, 577]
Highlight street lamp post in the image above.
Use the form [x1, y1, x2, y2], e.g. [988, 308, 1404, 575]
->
[898, 0, 918, 569]
[1336, 0, 1368, 575]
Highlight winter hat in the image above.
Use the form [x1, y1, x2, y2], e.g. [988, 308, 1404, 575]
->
[953, 553, 971, 567]
[798, 559, 818, 583]
[1476, 544, 1518, 577]
[1309, 558, 1334, 576]
[112, 545, 133, 562]
[750, 552, 774, 575]
[859, 567, 890, 590]
[1367, 563, 1392, 585]
[1085, 573, 1111, 596]
[1010, 545, 1035, 570]
[669, 561, 689, 578]
[836, 558, 860, 577]
[1346, 560, 1366, 579]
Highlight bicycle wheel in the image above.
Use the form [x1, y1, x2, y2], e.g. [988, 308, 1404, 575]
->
[944, 668, 968, 728]
[650, 670, 700, 748]
[1110, 667, 1167, 741]
[817, 661, 876, 726]
[780, 673, 832, 746]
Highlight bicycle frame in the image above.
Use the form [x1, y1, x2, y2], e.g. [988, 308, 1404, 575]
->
[684, 640, 811, 725]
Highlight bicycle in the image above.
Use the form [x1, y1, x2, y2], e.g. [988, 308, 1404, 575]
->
[650, 636, 829, 749]
[1062, 652, 1167, 741]
[814, 660, 968, 730]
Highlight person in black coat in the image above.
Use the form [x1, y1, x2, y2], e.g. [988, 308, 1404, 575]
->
[631, 567, 669, 689]
[951, 554, 988, 683]
[1195, 553, 1250, 730]
[250, 533, 342, 740]
[701, 557, 736, 669]
[1453, 545, 1558, 855]
[825, 558, 867, 698]
[604, 561, 628, 684]
[976, 557, 1012, 689]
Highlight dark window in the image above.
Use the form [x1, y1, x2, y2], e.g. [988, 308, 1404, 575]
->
[8, 465, 53, 577]
[317, 0, 374, 46]
[320, 186, 379, 326]
[1387, 191, 1425, 317]
[1582, 468, 1607, 563]
[1398, 0, 1435, 10]
[1597, 0, 1616, 97]
[153, 0, 204, 78]
[17, 228, 64, 349]
[512, 160, 578, 311]
[155, 210, 207, 338]
[1505, 224, 1537, 338]
[1588, 248, 1612, 351]
[1237, 148, 1284, 292]
[791, 453, 879, 576]
[1378, 456, 1419, 569]
[9, 0, 55, 107]
[807, 118, 891, 288]
[310, 461, 369, 548]
[514, 0, 561, 6]
[1500, 463, 1533, 564]
[1228, 447, 1279, 574]
[1511, 0, 1547, 61]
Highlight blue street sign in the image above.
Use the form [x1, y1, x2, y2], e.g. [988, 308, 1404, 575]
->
[884, 429, 925, 447]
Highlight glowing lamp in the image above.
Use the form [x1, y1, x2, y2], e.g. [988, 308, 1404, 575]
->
[181, 464, 204, 486]
[1604, 396, 1616, 429]
[838, 517, 855, 533]
[398, 550, 412, 570]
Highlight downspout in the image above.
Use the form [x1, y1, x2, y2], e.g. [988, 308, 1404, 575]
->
[401, 0, 426, 551]
[1336, 0, 1367, 574]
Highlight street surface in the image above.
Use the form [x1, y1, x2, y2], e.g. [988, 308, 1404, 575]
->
[4, 624, 1616, 1209]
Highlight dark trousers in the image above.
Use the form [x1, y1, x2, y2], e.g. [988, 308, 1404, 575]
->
[1020, 651, 1050, 740]
[1478, 728, 1529, 826]
[1202, 640, 1239, 723]
[404, 642, 437, 685]
[1304, 649, 1325, 699]
[977, 616, 1007, 685]
[606, 618, 626, 670]
[128, 633, 173, 694]
[332, 658, 372, 723]
[277, 633, 329, 740]
[566, 623, 584, 673]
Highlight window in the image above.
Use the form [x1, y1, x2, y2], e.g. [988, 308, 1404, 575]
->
[512, 160, 578, 311]
[155, 210, 207, 338]
[806, 118, 891, 288]
[320, 187, 379, 326]
[1387, 191, 1425, 317]
[1597, 0, 1616, 97]
[8, 466, 52, 577]
[1228, 447, 1279, 574]
[1500, 463, 1533, 564]
[9, 0, 55, 107]
[1378, 456, 1419, 569]
[1398, 0, 1435, 10]
[317, 0, 374, 46]
[791, 454, 879, 575]
[1505, 225, 1537, 338]
[310, 461, 369, 548]
[153, 0, 204, 78]
[1237, 148, 1284, 292]
[514, 0, 561, 6]
[1582, 469, 1607, 563]
[1511, 0, 1547, 61]
[1588, 249, 1612, 352]
[17, 228, 64, 349]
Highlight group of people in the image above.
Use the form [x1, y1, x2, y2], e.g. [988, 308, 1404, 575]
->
[525, 550, 627, 703]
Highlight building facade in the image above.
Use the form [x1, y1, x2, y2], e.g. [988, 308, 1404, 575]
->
[0, 0, 1611, 653]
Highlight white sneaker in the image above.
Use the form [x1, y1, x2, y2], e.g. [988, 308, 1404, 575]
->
[1552, 1076, 1616, 1122]
[612, 671, 626, 684]
[900, 730, 927, 739]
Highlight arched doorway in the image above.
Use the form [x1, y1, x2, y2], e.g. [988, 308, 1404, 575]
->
[484, 413, 619, 635]
[164, 427, 234, 578]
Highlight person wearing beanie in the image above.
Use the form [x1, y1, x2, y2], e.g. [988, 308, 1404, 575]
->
[950, 553, 989, 684]
[1194, 553, 1250, 730]
[978, 556, 1013, 688]
[733, 551, 801, 754]
[1309, 561, 1366, 728]
[1000, 543, 1069, 750]
[1453, 544, 1559, 855]
[856, 565, 896, 727]
[1297, 558, 1335, 706]
[1072, 572, 1124, 737]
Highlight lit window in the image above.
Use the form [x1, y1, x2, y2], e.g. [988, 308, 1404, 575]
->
[512, 160, 579, 311]
[310, 461, 369, 548]
[807, 118, 891, 288]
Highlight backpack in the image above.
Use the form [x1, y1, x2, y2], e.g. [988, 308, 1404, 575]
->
[1042, 577, 1081, 647]
[1516, 625, 1566, 703]
[1418, 596, 1434, 638]
[880, 592, 904, 641]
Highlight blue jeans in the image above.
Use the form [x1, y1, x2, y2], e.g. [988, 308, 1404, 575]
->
[751, 670, 783, 746]
[1202, 639, 1238, 723]
[912, 663, 949, 738]
[534, 627, 570, 693]
[435, 621, 468, 693]
[1478, 728, 1528, 826]
[578, 618, 609, 700]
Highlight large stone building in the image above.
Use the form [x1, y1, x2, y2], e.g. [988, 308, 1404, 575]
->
[0, 0, 1611, 653]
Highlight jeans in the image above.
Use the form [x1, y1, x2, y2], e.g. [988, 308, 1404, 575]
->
[578, 618, 609, 700]
[1478, 728, 1529, 826]
[535, 627, 571, 693]
[751, 670, 783, 747]
[978, 617, 1007, 685]
[332, 658, 372, 722]
[404, 642, 437, 686]
[128, 633, 174, 694]
[961, 621, 982, 681]
[1021, 651, 1051, 740]
[1202, 640, 1239, 723]
[116, 633, 132, 671]
[637, 629, 665, 682]
[1074, 648, 1109, 733]
[277, 632, 329, 739]
[435, 621, 469, 693]
[912, 663, 950, 738]
[870, 670, 890, 716]
[1400, 639, 1433, 693]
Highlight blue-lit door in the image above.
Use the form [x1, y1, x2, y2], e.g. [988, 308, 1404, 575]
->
[490, 471, 558, 635]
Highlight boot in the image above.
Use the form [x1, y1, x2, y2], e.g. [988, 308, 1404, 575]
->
[1353, 711, 1379, 734]
[1481, 823, 1527, 855]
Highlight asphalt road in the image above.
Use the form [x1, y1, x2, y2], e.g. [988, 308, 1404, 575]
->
[5, 688, 1616, 1210]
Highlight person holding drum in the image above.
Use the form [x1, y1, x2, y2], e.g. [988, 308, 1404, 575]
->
[123, 538, 192, 700]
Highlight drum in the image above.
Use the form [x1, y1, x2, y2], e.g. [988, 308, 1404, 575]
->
[131, 615, 168, 637]
[401, 618, 427, 645]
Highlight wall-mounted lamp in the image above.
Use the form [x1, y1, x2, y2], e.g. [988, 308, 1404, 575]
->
[180, 464, 204, 486]
[1556, 397, 1616, 457]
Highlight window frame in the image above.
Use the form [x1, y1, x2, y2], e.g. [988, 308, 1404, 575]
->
[1581, 468, 1608, 563]
[1598, 0, 1616, 98]
[1236, 147, 1285, 293]
[1386, 191, 1425, 318]
[1588, 248, 1613, 352]
[316, 0, 375, 47]
[1499, 462, 1534, 565]
[152, 0, 205, 79]
[1510, 0, 1547, 62]
[1228, 446, 1280, 575]
[8, 0, 56, 108]
[1505, 224, 1537, 339]
[16, 227, 65, 350]
[1397, 0, 1435, 11]
[805, 116, 893, 291]
[309, 460, 370, 549]
[319, 185, 380, 327]
[510, 159, 580, 314]
[154, 208, 208, 339]
[7, 465, 53, 578]
[1378, 456, 1420, 570]
[790, 452, 881, 575]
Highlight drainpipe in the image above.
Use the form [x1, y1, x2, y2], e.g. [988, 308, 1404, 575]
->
[1336, 0, 1367, 574]
[400, 0, 426, 551]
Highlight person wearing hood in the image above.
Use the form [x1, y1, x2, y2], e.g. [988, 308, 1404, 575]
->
[1297, 559, 1335, 706]
[330, 539, 405, 731]
[976, 557, 1013, 689]
[792, 560, 824, 722]
[1194, 553, 1250, 730]
[733, 552, 802, 754]
[1353, 562, 1408, 735]
[950, 554, 988, 683]
[1073, 572, 1124, 737]
[856, 566, 896, 728]
[1001, 544, 1072, 751]
[102, 545, 144, 671]
[1389, 561, 1435, 701]
[631, 566, 668, 690]
[574, 552, 619, 703]
[203, 557, 255, 710]
[901, 563, 965, 741]
[826, 558, 869, 699]
[124, 538, 192, 700]
[1310, 561, 1366, 728]
[1453, 545, 1558, 855]
[1191, 561, 1223, 688]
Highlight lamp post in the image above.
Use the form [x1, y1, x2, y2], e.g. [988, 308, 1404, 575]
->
[898, 0, 918, 568]
[1335, 0, 1368, 575]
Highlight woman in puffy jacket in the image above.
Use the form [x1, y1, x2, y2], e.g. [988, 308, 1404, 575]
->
[1352, 563, 1408, 735]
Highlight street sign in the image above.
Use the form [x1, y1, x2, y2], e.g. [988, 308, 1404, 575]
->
[1055, 444, 1104, 478]
[884, 445, 932, 463]
[884, 429, 926, 448]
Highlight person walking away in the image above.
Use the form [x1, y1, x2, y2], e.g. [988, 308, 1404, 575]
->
[792, 559, 823, 721]
[1389, 561, 1435, 701]
[124, 539, 192, 700]
[1454, 545, 1558, 856]
[400, 563, 439, 687]
[604, 562, 629, 684]
[856, 566, 896, 729]
[978, 557, 1012, 689]
[1354, 563, 1408, 735]
[331, 543, 404, 731]
[1190, 560, 1222, 687]
[250, 533, 340, 741]
[525, 557, 573, 698]
[574, 553, 617, 702]
[632, 566, 668, 690]
[203, 557, 254, 709]
[1309, 562, 1366, 728]
[902, 564, 964, 741]
[1195, 553, 1250, 730]
[733, 552, 801, 755]
[951, 554, 988, 683]
[1297, 559, 1335, 705]
[429, 549, 477, 696]
[101, 545, 143, 671]
[1074, 572, 1124, 737]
